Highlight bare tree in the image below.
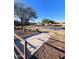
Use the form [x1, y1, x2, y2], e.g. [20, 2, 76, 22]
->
[14, 3, 37, 28]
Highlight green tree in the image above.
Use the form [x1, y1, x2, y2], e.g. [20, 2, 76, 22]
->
[48, 20, 55, 24]
[42, 19, 55, 25]
[42, 19, 49, 24]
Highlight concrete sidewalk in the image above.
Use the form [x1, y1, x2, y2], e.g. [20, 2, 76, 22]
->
[25, 33, 52, 57]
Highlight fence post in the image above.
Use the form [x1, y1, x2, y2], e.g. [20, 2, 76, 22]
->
[24, 41, 27, 59]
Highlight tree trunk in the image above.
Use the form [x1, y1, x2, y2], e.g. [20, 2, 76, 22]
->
[21, 23, 23, 29]
[21, 18, 24, 29]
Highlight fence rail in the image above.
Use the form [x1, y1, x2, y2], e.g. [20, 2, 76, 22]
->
[14, 33, 27, 59]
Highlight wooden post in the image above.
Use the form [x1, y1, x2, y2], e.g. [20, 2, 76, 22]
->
[24, 41, 27, 59]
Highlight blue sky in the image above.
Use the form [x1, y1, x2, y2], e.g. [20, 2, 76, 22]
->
[15, 0, 65, 22]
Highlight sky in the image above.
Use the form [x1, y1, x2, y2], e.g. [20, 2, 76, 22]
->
[15, 0, 65, 23]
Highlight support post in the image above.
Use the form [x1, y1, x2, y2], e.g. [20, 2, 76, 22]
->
[24, 41, 27, 59]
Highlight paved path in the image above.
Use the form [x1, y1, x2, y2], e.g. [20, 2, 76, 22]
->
[23, 33, 52, 58]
